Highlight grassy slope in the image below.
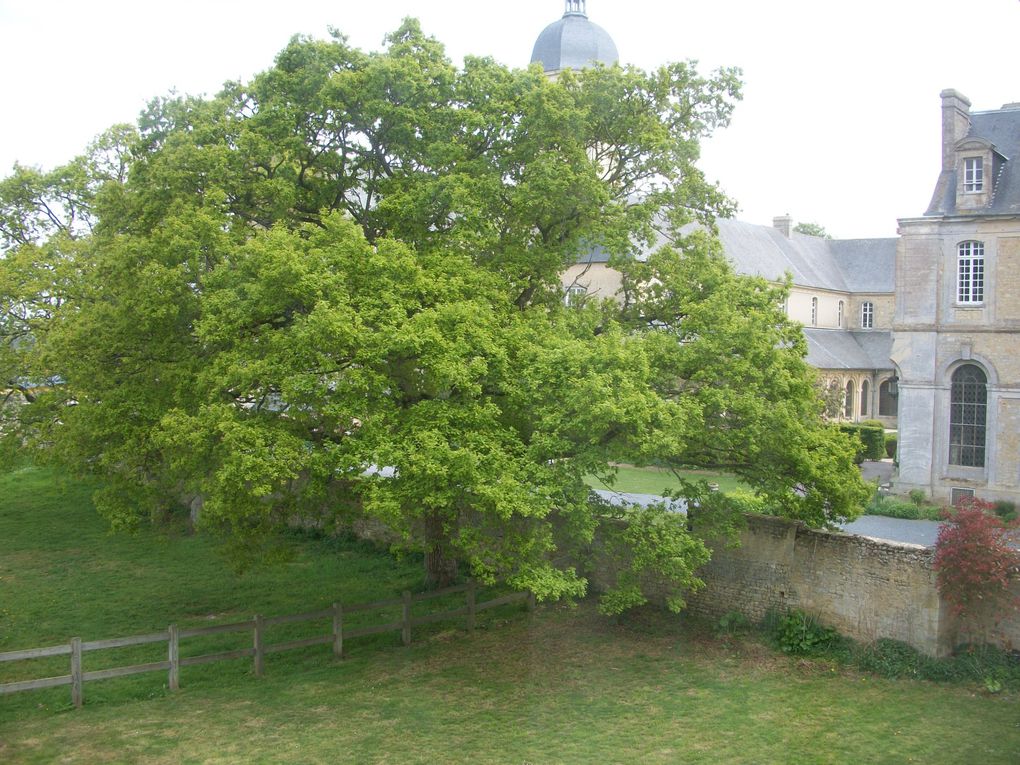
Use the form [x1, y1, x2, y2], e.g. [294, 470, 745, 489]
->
[1, 467, 1018, 764]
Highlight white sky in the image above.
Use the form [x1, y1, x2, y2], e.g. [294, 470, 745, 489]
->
[1, 0, 1017, 238]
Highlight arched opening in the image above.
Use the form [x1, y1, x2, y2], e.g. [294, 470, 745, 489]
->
[949, 364, 987, 467]
[844, 380, 854, 420]
[878, 378, 897, 417]
[860, 380, 869, 417]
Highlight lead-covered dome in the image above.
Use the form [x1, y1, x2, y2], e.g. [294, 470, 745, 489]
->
[530, 1, 619, 74]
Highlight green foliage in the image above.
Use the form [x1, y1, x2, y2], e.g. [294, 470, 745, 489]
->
[885, 433, 898, 459]
[0, 19, 868, 612]
[852, 639, 1020, 691]
[909, 488, 927, 506]
[838, 423, 886, 461]
[866, 492, 943, 521]
[765, 609, 843, 654]
[593, 495, 712, 615]
[792, 222, 831, 239]
[715, 610, 751, 636]
[992, 500, 1018, 523]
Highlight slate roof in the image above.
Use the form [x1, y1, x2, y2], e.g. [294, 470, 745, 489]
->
[712, 219, 896, 294]
[573, 217, 896, 294]
[926, 105, 1020, 217]
[803, 329, 893, 371]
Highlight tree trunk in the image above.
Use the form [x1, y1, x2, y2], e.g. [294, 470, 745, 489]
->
[423, 511, 458, 589]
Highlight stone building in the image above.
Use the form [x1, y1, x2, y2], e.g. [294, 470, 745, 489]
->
[535, 3, 1020, 503]
[894, 91, 1020, 505]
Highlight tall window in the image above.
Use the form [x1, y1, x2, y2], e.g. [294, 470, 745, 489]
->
[949, 364, 987, 467]
[810, 297, 818, 326]
[861, 301, 874, 329]
[860, 380, 869, 417]
[878, 379, 897, 417]
[837, 300, 844, 328]
[564, 284, 587, 307]
[843, 381, 854, 420]
[963, 157, 983, 192]
[957, 241, 985, 304]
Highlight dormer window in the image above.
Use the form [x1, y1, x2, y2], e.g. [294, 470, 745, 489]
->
[963, 157, 983, 192]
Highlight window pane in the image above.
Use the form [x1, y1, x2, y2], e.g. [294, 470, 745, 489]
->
[949, 364, 986, 467]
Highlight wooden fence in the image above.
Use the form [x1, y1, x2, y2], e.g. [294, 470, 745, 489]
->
[0, 581, 534, 708]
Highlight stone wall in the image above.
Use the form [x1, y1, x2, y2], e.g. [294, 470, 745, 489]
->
[593, 513, 1019, 657]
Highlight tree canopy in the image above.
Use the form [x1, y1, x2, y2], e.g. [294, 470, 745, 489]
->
[792, 221, 832, 239]
[0, 20, 869, 612]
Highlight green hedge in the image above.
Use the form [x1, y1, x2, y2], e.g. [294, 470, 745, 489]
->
[838, 424, 886, 462]
[884, 433, 897, 459]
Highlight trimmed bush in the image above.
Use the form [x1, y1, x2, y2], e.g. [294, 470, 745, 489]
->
[884, 433, 897, 459]
[838, 424, 886, 461]
[867, 494, 940, 520]
[993, 500, 1018, 523]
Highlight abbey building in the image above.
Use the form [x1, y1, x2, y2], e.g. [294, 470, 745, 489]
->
[536, 2, 1020, 504]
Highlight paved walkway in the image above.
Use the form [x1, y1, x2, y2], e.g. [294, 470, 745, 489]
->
[593, 489, 942, 548]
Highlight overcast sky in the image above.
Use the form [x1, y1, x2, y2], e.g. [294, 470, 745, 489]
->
[1, 0, 1018, 238]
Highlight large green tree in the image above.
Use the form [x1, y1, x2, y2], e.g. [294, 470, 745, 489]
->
[1, 21, 868, 611]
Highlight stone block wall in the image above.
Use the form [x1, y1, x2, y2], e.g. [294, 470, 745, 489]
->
[592, 513, 1018, 657]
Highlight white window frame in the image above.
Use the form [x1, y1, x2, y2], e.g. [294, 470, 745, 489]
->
[837, 300, 844, 328]
[810, 297, 818, 326]
[564, 284, 587, 306]
[963, 157, 983, 193]
[957, 241, 985, 304]
[860, 301, 874, 329]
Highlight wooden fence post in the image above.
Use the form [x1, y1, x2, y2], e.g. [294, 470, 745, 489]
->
[401, 591, 412, 646]
[332, 602, 344, 659]
[70, 637, 83, 708]
[253, 615, 265, 678]
[168, 624, 180, 691]
[466, 580, 477, 631]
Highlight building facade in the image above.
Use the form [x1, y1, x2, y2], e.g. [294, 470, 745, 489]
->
[536, 4, 1020, 503]
[894, 91, 1020, 504]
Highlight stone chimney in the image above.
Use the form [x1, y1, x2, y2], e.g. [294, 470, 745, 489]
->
[773, 214, 793, 238]
[940, 89, 971, 172]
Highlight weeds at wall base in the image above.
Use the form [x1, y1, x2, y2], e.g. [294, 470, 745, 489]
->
[736, 609, 1020, 692]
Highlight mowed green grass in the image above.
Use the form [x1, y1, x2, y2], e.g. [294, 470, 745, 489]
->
[2, 467, 1019, 764]
[585, 464, 749, 495]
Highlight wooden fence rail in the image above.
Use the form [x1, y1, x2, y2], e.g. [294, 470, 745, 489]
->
[0, 581, 533, 708]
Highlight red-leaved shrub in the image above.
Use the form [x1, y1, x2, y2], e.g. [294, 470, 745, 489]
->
[933, 498, 1020, 619]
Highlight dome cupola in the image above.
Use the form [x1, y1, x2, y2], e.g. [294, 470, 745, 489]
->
[530, 1, 619, 75]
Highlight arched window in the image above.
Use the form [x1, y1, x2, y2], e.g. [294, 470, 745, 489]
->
[949, 364, 987, 467]
[837, 300, 844, 328]
[878, 378, 897, 417]
[844, 380, 854, 419]
[861, 301, 874, 329]
[860, 380, 869, 417]
[957, 241, 985, 304]
[811, 297, 818, 326]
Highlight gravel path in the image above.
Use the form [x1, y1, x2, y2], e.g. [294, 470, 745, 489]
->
[593, 489, 942, 548]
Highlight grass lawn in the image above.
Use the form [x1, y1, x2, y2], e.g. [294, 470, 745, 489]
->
[2, 467, 1018, 764]
[585, 464, 749, 495]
